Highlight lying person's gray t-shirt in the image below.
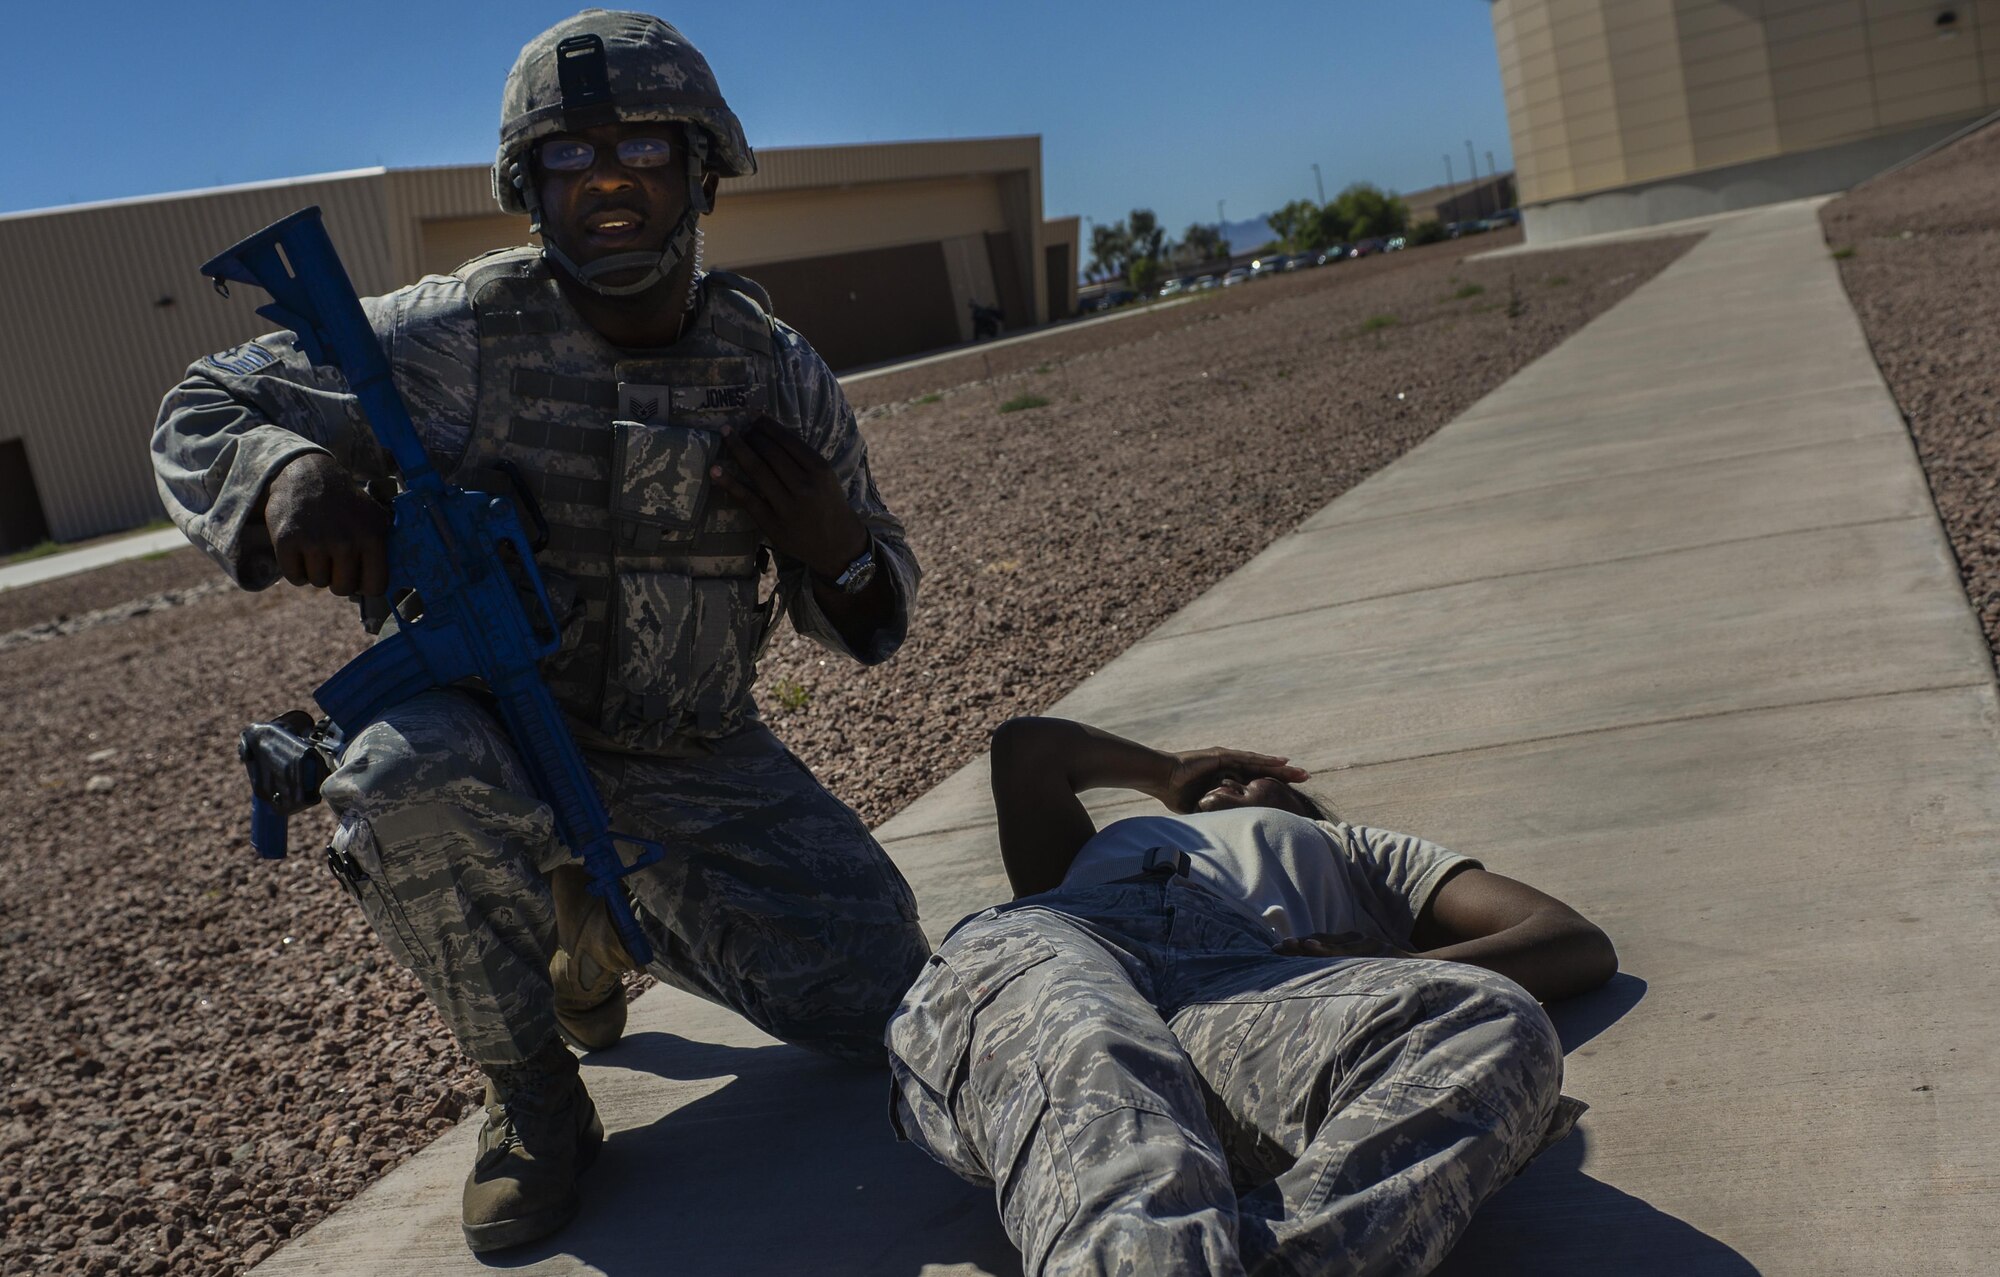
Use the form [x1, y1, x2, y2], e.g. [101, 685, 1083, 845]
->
[1062, 809, 1477, 944]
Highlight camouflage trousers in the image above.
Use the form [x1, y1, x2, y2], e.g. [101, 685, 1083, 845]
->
[886, 875, 1565, 1277]
[318, 688, 928, 1074]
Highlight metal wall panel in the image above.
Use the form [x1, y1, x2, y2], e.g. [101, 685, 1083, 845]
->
[729, 136, 1041, 195]
[0, 171, 396, 541]
[0, 138, 1051, 543]
[383, 167, 510, 280]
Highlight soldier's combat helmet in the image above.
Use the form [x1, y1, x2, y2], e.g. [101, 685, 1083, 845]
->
[494, 10, 755, 297]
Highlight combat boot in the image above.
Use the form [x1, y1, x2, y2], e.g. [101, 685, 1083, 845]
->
[461, 1038, 604, 1253]
[549, 864, 638, 1052]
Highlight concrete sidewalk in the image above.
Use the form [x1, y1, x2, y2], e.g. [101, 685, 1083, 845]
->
[0, 527, 185, 594]
[257, 199, 2000, 1275]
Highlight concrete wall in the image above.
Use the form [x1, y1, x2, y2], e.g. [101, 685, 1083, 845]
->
[1522, 113, 1972, 240]
[1493, 0, 2000, 239]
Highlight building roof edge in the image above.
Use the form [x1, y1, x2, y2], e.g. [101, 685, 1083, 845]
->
[0, 167, 391, 222]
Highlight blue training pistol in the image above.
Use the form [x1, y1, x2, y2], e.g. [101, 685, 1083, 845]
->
[206, 205, 665, 965]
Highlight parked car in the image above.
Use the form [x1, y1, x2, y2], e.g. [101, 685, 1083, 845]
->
[1157, 277, 1188, 299]
[1384, 236, 1408, 252]
[1349, 237, 1388, 258]
[1280, 252, 1309, 271]
[1191, 274, 1220, 291]
[1079, 288, 1139, 314]
[1222, 267, 1253, 287]
[1249, 256, 1284, 279]
[1316, 243, 1352, 266]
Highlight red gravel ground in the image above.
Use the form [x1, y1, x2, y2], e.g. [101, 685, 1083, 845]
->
[0, 227, 1693, 1276]
[1821, 119, 2000, 677]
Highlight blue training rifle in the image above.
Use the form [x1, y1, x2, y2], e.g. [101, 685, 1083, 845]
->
[208, 204, 665, 965]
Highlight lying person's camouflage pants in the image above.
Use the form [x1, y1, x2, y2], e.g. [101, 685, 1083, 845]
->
[886, 874, 1568, 1277]
[319, 688, 929, 1071]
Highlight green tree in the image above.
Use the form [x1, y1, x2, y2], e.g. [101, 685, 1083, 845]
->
[1088, 220, 1131, 281]
[1329, 183, 1409, 241]
[1267, 198, 1323, 252]
[1128, 256, 1163, 296]
[1174, 222, 1230, 266]
[1312, 202, 1349, 246]
[1409, 218, 1450, 245]
[1127, 208, 1166, 265]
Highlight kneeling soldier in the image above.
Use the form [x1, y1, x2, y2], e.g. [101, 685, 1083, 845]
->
[153, 10, 928, 1252]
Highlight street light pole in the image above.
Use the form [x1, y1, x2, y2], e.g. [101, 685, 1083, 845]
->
[1466, 140, 1483, 216]
[1444, 153, 1460, 221]
[1312, 163, 1325, 204]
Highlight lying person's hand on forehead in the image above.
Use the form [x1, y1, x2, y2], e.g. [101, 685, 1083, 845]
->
[1160, 746, 1310, 814]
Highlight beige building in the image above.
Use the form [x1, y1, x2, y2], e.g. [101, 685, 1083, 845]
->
[0, 136, 1071, 549]
[1492, 0, 2000, 242]
[1399, 171, 1521, 227]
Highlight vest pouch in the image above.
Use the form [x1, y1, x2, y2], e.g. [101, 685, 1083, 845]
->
[612, 421, 718, 554]
[607, 572, 761, 737]
[536, 569, 611, 695]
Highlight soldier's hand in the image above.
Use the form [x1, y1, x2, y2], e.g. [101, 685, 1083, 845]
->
[710, 417, 868, 578]
[263, 452, 391, 597]
[1275, 931, 1413, 960]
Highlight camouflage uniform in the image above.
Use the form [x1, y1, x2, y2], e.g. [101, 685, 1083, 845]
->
[887, 868, 1567, 1276]
[152, 255, 929, 1069]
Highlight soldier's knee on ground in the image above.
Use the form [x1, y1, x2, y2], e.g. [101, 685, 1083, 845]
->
[719, 915, 929, 1066]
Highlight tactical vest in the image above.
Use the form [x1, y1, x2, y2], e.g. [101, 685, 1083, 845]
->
[451, 248, 785, 752]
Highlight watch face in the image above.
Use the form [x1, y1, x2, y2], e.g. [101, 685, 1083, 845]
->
[838, 550, 877, 593]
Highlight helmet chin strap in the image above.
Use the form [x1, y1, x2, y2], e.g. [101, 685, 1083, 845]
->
[539, 204, 698, 298]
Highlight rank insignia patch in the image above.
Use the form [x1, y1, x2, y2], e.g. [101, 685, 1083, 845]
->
[205, 342, 278, 376]
[618, 382, 670, 423]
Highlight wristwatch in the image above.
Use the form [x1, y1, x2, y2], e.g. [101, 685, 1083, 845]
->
[823, 539, 877, 594]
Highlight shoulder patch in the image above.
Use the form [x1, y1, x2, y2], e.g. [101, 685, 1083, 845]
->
[204, 342, 279, 377]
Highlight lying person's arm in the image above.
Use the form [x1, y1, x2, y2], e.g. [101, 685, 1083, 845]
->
[1285, 867, 1616, 1002]
[989, 717, 1305, 898]
[1411, 867, 1616, 1001]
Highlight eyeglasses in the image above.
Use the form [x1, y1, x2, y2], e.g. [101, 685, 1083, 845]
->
[537, 135, 675, 173]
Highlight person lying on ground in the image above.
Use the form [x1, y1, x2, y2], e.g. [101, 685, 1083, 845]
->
[885, 716, 1617, 1277]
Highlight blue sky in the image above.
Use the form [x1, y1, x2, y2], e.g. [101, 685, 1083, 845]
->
[2, 1, 1513, 237]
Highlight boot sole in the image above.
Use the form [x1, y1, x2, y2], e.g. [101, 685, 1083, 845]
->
[462, 1197, 578, 1254]
[461, 1107, 605, 1254]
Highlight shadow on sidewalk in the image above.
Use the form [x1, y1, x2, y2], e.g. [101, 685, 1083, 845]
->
[480, 974, 1741, 1275]
[480, 1031, 1018, 1276]
[1440, 971, 1761, 1276]
[1549, 970, 1648, 1052]
[1434, 1127, 1761, 1276]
